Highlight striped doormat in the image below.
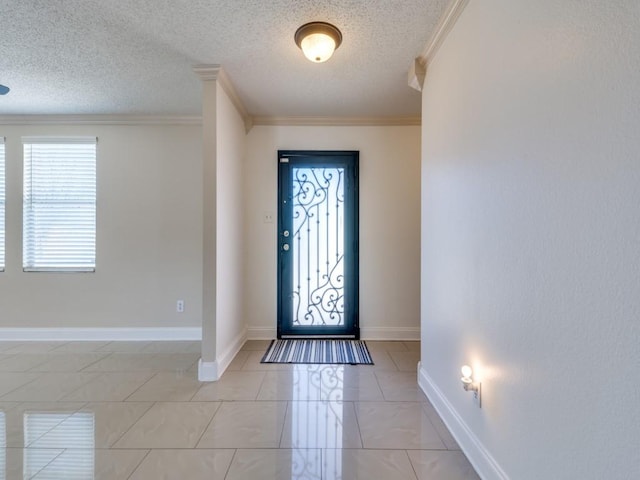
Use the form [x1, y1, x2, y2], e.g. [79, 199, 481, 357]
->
[261, 339, 374, 365]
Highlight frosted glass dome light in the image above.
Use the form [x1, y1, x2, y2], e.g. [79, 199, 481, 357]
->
[295, 22, 342, 63]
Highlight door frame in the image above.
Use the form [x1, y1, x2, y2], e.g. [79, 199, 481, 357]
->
[277, 150, 359, 339]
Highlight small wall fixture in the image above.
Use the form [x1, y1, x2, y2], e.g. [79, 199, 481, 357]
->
[461, 365, 482, 407]
[295, 21, 342, 63]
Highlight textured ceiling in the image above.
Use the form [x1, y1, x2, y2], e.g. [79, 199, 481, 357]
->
[0, 0, 449, 117]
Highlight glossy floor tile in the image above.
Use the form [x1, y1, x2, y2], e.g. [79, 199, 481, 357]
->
[375, 371, 429, 402]
[28, 353, 110, 373]
[422, 402, 460, 450]
[125, 372, 202, 401]
[280, 401, 362, 449]
[50, 341, 112, 353]
[403, 341, 421, 352]
[83, 353, 199, 373]
[389, 351, 421, 372]
[2, 402, 86, 448]
[95, 342, 153, 353]
[113, 402, 220, 449]
[192, 371, 266, 401]
[0, 373, 99, 402]
[0, 372, 42, 397]
[355, 402, 446, 450]
[32, 448, 149, 480]
[323, 449, 417, 480]
[197, 401, 287, 448]
[0, 340, 479, 479]
[225, 449, 322, 480]
[0, 354, 52, 372]
[240, 351, 295, 371]
[224, 350, 252, 371]
[139, 341, 202, 354]
[30, 402, 153, 448]
[3, 448, 65, 478]
[257, 366, 384, 402]
[240, 340, 274, 351]
[129, 449, 235, 480]
[61, 372, 155, 402]
[408, 450, 481, 480]
[0, 342, 66, 354]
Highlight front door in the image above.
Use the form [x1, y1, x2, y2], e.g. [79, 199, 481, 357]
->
[277, 150, 359, 338]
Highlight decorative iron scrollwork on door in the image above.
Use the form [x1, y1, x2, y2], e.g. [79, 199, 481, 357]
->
[292, 167, 345, 327]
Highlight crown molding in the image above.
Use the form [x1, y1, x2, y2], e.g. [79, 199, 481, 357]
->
[0, 115, 202, 126]
[192, 64, 222, 81]
[408, 57, 427, 92]
[0, 114, 420, 128]
[217, 68, 253, 133]
[408, 0, 469, 92]
[193, 64, 253, 132]
[252, 116, 421, 127]
[421, 0, 469, 65]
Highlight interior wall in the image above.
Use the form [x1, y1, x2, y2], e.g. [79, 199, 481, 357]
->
[0, 124, 203, 329]
[244, 125, 421, 339]
[215, 86, 247, 362]
[419, 1, 640, 479]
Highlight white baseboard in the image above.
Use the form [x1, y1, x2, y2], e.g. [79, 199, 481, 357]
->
[198, 328, 247, 382]
[0, 325, 418, 343]
[418, 362, 509, 480]
[246, 326, 420, 341]
[361, 326, 420, 341]
[247, 327, 276, 340]
[0, 327, 202, 341]
[215, 327, 247, 379]
[198, 359, 218, 382]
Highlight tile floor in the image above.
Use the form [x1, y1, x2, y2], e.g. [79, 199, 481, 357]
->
[0, 340, 479, 479]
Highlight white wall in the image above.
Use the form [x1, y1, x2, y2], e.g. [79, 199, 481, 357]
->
[419, 1, 640, 479]
[244, 125, 421, 339]
[215, 86, 247, 364]
[0, 124, 203, 329]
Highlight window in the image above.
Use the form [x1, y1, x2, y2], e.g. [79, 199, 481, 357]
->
[22, 137, 97, 272]
[0, 138, 4, 271]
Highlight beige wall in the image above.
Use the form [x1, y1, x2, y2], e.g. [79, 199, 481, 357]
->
[215, 86, 247, 364]
[244, 125, 421, 339]
[419, 1, 640, 479]
[198, 75, 247, 379]
[0, 121, 420, 345]
[0, 124, 203, 329]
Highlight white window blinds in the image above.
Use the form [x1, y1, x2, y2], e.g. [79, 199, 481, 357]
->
[23, 137, 97, 272]
[0, 138, 5, 271]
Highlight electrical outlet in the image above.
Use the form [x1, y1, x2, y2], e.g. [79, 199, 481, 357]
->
[176, 300, 184, 313]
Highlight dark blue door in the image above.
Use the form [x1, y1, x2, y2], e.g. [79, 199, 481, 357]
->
[277, 151, 359, 338]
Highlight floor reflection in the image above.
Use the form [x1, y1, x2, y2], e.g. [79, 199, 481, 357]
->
[291, 365, 344, 479]
[0, 408, 95, 479]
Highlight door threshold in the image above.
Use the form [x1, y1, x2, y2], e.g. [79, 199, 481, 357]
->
[280, 335, 358, 340]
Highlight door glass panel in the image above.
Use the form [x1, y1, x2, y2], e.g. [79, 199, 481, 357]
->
[292, 167, 344, 327]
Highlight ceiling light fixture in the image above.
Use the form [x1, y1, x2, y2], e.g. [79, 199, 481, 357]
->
[295, 21, 342, 63]
[0, 84, 10, 95]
